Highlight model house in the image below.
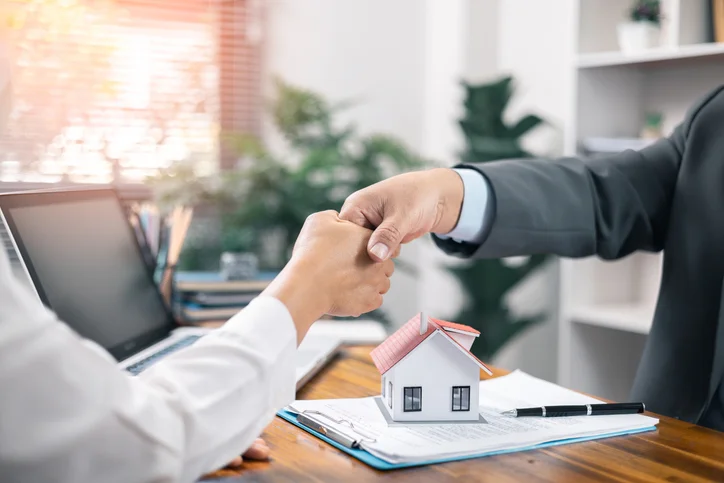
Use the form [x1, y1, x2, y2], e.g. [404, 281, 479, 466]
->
[370, 312, 492, 422]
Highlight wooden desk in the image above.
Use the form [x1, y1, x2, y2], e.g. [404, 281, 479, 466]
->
[206, 346, 724, 482]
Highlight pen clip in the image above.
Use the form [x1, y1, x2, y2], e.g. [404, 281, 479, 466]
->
[299, 409, 377, 444]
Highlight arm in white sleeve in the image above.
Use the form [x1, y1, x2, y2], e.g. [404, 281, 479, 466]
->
[437, 168, 492, 244]
[0, 248, 297, 483]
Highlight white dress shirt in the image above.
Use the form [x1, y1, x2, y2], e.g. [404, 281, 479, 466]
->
[438, 168, 492, 244]
[0, 247, 297, 483]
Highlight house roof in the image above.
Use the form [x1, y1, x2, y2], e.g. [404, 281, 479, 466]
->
[370, 313, 492, 376]
[436, 320, 480, 336]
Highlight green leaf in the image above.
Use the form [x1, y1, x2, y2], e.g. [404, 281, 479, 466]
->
[511, 114, 544, 138]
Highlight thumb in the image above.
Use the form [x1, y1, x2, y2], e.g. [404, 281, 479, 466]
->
[368, 217, 410, 262]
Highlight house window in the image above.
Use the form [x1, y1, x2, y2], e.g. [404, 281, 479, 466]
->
[452, 386, 471, 411]
[388, 381, 393, 408]
[403, 387, 422, 412]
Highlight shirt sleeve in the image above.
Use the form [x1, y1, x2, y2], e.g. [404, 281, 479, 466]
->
[436, 167, 492, 244]
[0, 248, 297, 483]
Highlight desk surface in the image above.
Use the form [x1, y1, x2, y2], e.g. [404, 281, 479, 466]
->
[207, 345, 724, 482]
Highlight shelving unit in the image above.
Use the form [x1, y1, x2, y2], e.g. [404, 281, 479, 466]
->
[576, 41, 724, 68]
[555, 0, 724, 401]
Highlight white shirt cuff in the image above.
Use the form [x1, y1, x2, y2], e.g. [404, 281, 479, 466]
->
[438, 168, 490, 244]
[221, 296, 297, 343]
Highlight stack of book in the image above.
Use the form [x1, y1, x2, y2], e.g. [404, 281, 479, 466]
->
[126, 203, 279, 324]
[173, 270, 278, 323]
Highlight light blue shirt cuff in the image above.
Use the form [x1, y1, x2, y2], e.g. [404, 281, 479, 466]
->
[437, 168, 490, 244]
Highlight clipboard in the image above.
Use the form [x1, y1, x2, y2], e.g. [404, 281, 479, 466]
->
[276, 409, 657, 471]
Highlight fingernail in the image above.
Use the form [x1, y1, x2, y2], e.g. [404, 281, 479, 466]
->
[370, 243, 389, 260]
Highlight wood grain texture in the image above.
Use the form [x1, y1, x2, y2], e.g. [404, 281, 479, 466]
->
[203, 346, 724, 482]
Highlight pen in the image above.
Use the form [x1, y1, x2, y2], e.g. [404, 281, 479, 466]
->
[501, 402, 645, 417]
[296, 413, 360, 448]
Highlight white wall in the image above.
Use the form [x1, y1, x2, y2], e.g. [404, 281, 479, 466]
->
[264, 0, 427, 149]
[264, 0, 429, 322]
[480, 0, 579, 382]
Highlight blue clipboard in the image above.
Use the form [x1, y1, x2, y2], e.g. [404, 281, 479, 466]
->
[277, 409, 656, 471]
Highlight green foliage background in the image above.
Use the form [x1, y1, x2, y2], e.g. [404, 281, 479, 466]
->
[449, 76, 550, 360]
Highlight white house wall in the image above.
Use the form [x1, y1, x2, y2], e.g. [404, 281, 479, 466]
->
[380, 365, 396, 420]
[390, 332, 479, 421]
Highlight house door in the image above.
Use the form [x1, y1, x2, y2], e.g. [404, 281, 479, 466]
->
[387, 381, 392, 408]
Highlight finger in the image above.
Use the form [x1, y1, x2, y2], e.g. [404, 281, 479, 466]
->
[373, 292, 384, 311]
[391, 245, 402, 258]
[382, 259, 395, 277]
[364, 292, 384, 313]
[368, 217, 412, 262]
[379, 276, 391, 295]
[242, 438, 270, 461]
[226, 455, 243, 468]
[339, 200, 374, 229]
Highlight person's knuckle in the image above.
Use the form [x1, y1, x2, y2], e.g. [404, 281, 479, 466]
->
[372, 293, 383, 310]
[380, 278, 391, 294]
[343, 190, 367, 209]
[376, 223, 402, 243]
[384, 259, 395, 275]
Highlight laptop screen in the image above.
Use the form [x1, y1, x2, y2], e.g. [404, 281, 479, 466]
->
[0, 189, 174, 360]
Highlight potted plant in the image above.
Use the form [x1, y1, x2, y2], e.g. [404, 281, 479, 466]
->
[618, 0, 662, 54]
[151, 78, 425, 324]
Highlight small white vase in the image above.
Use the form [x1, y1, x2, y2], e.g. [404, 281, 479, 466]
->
[617, 21, 661, 54]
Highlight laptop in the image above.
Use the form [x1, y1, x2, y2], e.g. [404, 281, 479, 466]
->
[0, 187, 340, 388]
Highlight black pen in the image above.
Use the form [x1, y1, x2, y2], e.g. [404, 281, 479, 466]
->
[501, 402, 645, 417]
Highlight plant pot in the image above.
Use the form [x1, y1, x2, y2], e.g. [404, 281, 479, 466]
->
[617, 21, 661, 54]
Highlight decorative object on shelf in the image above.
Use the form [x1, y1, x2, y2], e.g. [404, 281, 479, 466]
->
[451, 76, 549, 361]
[220, 252, 259, 280]
[617, 0, 662, 54]
[640, 112, 664, 139]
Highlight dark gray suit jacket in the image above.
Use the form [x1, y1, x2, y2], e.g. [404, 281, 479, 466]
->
[434, 85, 724, 426]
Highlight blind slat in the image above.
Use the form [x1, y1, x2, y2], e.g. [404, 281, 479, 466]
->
[1, 0, 262, 183]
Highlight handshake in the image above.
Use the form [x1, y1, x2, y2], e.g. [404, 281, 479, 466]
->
[262, 168, 465, 342]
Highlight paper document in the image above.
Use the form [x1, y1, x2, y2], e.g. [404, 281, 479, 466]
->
[287, 370, 658, 464]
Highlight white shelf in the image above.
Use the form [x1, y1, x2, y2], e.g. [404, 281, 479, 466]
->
[569, 302, 655, 335]
[577, 42, 724, 69]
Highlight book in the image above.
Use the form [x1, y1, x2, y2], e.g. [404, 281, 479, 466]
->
[180, 304, 245, 322]
[184, 292, 259, 307]
[715, 0, 724, 43]
[174, 270, 278, 293]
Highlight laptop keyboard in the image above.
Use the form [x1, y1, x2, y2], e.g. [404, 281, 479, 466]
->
[125, 335, 202, 375]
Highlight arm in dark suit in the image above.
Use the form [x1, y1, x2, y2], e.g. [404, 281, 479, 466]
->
[434, 86, 724, 261]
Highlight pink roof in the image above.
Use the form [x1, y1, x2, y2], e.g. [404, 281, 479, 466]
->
[369, 313, 436, 374]
[436, 320, 480, 335]
[370, 313, 492, 376]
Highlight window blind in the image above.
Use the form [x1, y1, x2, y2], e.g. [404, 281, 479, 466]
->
[0, 0, 263, 184]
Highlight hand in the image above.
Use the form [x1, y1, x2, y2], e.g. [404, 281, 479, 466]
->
[340, 168, 464, 262]
[262, 211, 394, 341]
[224, 438, 270, 469]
